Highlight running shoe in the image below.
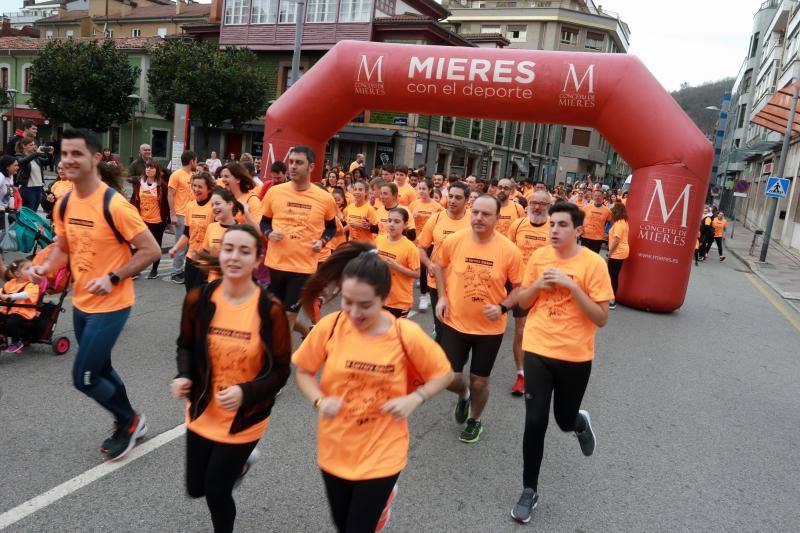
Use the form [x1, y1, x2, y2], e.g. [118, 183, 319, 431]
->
[608, 300, 617, 310]
[575, 410, 596, 457]
[6, 341, 24, 354]
[146, 270, 159, 280]
[375, 483, 398, 532]
[459, 418, 484, 443]
[100, 421, 119, 453]
[105, 412, 147, 461]
[418, 293, 431, 311]
[720, 256, 726, 262]
[511, 374, 525, 396]
[170, 272, 185, 284]
[454, 395, 471, 425]
[234, 447, 260, 490]
[510, 488, 539, 524]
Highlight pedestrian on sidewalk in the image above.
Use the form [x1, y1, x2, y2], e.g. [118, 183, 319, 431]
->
[712, 212, 728, 261]
[700, 206, 717, 260]
[29, 128, 161, 461]
[606, 201, 629, 310]
[131, 160, 170, 279]
[172, 224, 291, 533]
[14, 137, 49, 211]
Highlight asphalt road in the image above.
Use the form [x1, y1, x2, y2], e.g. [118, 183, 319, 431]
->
[0, 253, 798, 532]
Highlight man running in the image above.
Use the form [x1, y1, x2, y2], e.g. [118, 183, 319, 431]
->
[394, 164, 418, 206]
[496, 178, 526, 236]
[167, 151, 197, 283]
[506, 189, 551, 396]
[260, 146, 338, 336]
[30, 128, 161, 461]
[508, 201, 611, 523]
[580, 189, 611, 254]
[434, 194, 523, 443]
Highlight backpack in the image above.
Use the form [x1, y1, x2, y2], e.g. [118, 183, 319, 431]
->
[58, 187, 125, 244]
[325, 311, 424, 393]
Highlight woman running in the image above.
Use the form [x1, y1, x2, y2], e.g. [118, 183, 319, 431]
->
[343, 180, 378, 244]
[293, 242, 453, 533]
[172, 224, 291, 533]
[169, 172, 216, 291]
[712, 211, 727, 261]
[375, 208, 420, 319]
[0, 259, 40, 354]
[131, 160, 170, 279]
[606, 202, 629, 310]
[201, 188, 242, 282]
[220, 163, 261, 231]
[409, 179, 443, 312]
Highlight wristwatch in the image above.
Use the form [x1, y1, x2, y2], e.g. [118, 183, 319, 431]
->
[108, 272, 121, 286]
[499, 303, 509, 314]
[313, 397, 324, 410]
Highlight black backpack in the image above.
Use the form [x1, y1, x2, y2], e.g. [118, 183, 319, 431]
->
[58, 187, 125, 244]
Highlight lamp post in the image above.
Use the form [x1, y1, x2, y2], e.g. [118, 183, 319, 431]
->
[7, 88, 18, 136]
[290, 0, 305, 89]
[128, 93, 140, 163]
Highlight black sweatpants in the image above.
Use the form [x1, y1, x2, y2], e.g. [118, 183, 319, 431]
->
[321, 469, 400, 533]
[607, 258, 624, 296]
[522, 352, 592, 490]
[701, 231, 714, 257]
[185, 429, 258, 533]
[580, 238, 603, 254]
[714, 236, 724, 256]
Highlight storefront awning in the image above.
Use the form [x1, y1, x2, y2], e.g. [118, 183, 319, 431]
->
[334, 126, 396, 143]
[751, 82, 800, 137]
[2, 107, 46, 124]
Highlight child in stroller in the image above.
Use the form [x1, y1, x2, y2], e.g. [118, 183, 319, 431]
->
[0, 258, 40, 354]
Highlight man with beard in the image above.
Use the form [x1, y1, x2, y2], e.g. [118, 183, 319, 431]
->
[496, 178, 526, 236]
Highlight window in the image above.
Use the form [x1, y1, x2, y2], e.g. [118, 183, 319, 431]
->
[340, 0, 372, 22]
[45, 30, 53, 39]
[279, 65, 305, 94]
[157, 27, 167, 37]
[109, 127, 120, 154]
[306, 0, 336, 22]
[470, 119, 482, 141]
[151, 129, 169, 158]
[224, 0, 248, 24]
[561, 127, 566, 143]
[22, 66, 31, 93]
[532, 124, 539, 153]
[495, 122, 505, 145]
[131, 28, 141, 37]
[375, 0, 392, 16]
[251, 0, 277, 23]
[104, 29, 113, 38]
[750, 32, 759, 59]
[481, 24, 501, 34]
[742, 69, 753, 93]
[585, 31, 604, 51]
[571, 129, 591, 147]
[0, 67, 7, 90]
[737, 104, 747, 128]
[66, 29, 74, 38]
[506, 24, 527, 42]
[279, 0, 297, 23]
[440, 116, 454, 135]
[514, 123, 523, 149]
[560, 26, 578, 45]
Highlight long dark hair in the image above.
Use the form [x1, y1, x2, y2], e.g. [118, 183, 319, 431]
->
[211, 187, 244, 216]
[0, 155, 17, 176]
[99, 162, 124, 192]
[301, 241, 390, 319]
[611, 201, 628, 223]
[223, 162, 256, 193]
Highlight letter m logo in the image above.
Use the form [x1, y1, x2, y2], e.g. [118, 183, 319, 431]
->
[644, 179, 692, 228]
[563, 64, 595, 94]
[357, 55, 384, 83]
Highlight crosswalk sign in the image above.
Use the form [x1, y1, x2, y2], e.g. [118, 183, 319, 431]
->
[764, 177, 790, 199]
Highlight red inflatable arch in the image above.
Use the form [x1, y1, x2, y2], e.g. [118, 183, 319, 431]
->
[263, 41, 713, 312]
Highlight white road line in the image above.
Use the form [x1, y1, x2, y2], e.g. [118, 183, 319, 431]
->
[0, 424, 186, 531]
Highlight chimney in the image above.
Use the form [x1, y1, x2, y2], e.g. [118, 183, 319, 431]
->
[176, 0, 184, 15]
[209, 0, 221, 23]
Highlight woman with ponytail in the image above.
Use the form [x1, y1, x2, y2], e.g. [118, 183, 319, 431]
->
[375, 207, 420, 318]
[293, 242, 453, 533]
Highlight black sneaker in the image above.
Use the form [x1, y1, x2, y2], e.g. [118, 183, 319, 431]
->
[105, 413, 147, 461]
[608, 300, 616, 310]
[233, 447, 260, 490]
[510, 488, 539, 524]
[575, 410, 596, 456]
[459, 418, 484, 443]
[170, 272, 185, 284]
[146, 270, 159, 280]
[454, 395, 471, 425]
[100, 421, 119, 453]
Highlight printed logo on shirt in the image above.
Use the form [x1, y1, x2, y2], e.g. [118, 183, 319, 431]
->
[67, 218, 94, 228]
[208, 326, 252, 341]
[463, 257, 494, 303]
[377, 250, 397, 261]
[346, 360, 396, 374]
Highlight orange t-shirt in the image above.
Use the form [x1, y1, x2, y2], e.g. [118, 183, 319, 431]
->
[376, 204, 411, 237]
[235, 192, 261, 225]
[437, 228, 523, 335]
[522, 246, 613, 362]
[409, 198, 444, 238]
[186, 287, 268, 444]
[202, 222, 229, 282]
[50, 179, 73, 200]
[396, 183, 418, 207]
[507, 217, 550, 264]
[417, 210, 471, 290]
[496, 201, 526, 236]
[712, 218, 727, 238]
[1, 279, 40, 320]
[581, 203, 612, 241]
[261, 182, 338, 274]
[608, 220, 629, 260]
[375, 234, 420, 310]
[318, 217, 346, 263]
[54, 183, 147, 313]
[138, 185, 162, 224]
[168, 168, 193, 217]
[343, 202, 378, 244]
[291, 311, 451, 480]
[184, 199, 215, 260]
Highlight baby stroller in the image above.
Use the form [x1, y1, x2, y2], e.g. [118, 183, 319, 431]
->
[0, 207, 54, 255]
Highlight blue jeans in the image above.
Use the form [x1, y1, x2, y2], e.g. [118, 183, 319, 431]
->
[72, 307, 134, 424]
[20, 186, 42, 212]
[172, 215, 186, 273]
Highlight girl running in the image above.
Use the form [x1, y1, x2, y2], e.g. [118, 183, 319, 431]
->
[293, 242, 453, 533]
[607, 202, 629, 310]
[169, 172, 216, 291]
[0, 259, 40, 354]
[131, 160, 170, 279]
[375, 208, 420, 318]
[201, 188, 242, 282]
[409, 179, 443, 312]
[343, 180, 378, 244]
[220, 163, 261, 231]
[172, 224, 291, 533]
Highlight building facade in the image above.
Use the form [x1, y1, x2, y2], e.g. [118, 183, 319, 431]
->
[441, 0, 631, 185]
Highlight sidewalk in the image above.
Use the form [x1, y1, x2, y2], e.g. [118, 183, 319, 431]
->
[724, 219, 800, 311]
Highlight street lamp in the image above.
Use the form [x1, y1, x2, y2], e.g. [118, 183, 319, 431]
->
[128, 93, 140, 163]
[7, 88, 18, 134]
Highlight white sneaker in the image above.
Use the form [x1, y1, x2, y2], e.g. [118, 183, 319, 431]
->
[418, 293, 431, 311]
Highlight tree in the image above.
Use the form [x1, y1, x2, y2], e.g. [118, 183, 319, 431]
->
[28, 39, 139, 132]
[148, 40, 271, 146]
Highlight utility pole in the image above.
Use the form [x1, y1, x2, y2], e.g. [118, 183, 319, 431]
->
[760, 82, 798, 262]
[289, 0, 305, 89]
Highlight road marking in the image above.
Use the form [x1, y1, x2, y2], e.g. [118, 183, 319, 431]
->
[0, 424, 186, 531]
[745, 273, 800, 333]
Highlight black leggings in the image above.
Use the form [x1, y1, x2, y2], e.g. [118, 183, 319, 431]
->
[701, 232, 714, 257]
[145, 222, 166, 274]
[429, 288, 442, 339]
[714, 237, 724, 256]
[186, 429, 258, 533]
[580, 238, 603, 254]
[1, 313, 35, 340]
[321, 470, 400, 533]
[607, 258, 624, 296]
[419, 264, 429, 294]
[184, 258, 207, 292]
[523, 352, 592, 490]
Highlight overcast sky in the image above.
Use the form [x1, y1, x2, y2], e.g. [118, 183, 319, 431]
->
[0, 0, 758, 91]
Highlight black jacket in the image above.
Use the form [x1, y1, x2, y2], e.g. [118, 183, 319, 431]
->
[15, 151, 48, 187]
[176, 280, 292, 434]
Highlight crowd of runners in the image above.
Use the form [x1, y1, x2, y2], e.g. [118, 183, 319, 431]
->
[3, 128, 728, 532]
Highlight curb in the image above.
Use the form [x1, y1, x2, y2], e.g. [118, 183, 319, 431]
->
[728, 245, 800, 314]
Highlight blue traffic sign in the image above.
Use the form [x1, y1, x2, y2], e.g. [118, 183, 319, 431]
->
[764, 177, 790, 199]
